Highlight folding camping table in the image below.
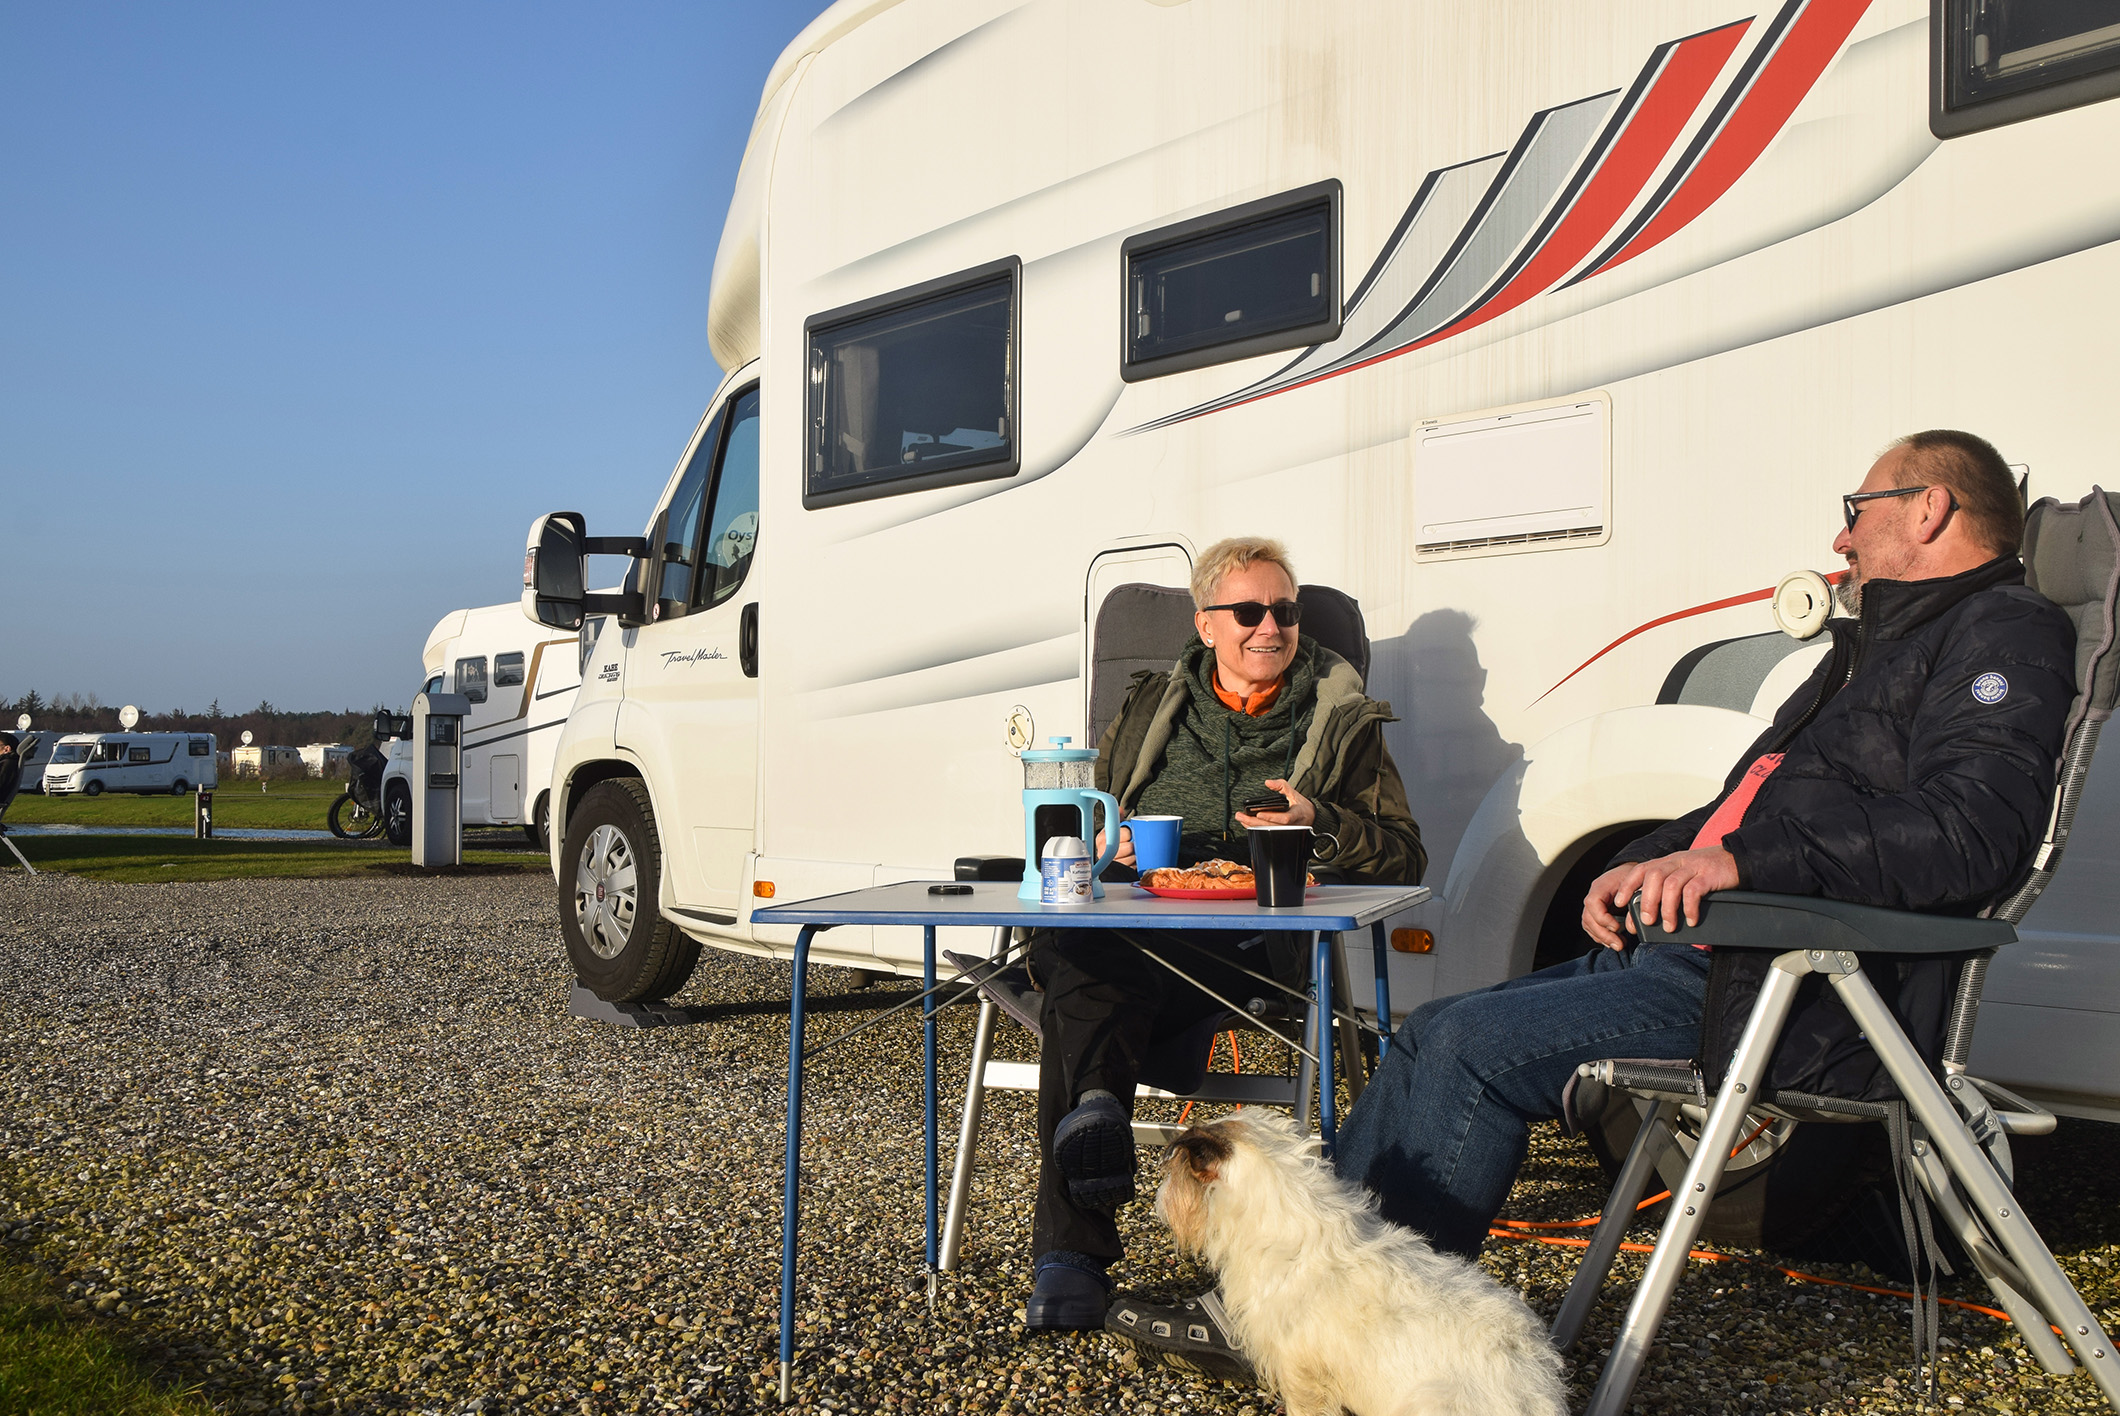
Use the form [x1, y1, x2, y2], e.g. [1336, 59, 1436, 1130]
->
[750, 879, 1430, 1401]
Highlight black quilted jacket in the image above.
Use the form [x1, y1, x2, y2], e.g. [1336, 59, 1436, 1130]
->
[1616, 556, 2076, 914]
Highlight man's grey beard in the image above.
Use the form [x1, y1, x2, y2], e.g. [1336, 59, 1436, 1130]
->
[1834, 573, 1862, 615]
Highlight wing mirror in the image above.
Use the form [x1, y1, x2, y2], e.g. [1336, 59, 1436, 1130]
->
[521, 512, 647, 629]
[373, 712, 413, 741]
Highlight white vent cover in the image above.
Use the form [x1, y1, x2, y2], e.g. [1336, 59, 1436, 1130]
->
[1413, 394, 1610, 558]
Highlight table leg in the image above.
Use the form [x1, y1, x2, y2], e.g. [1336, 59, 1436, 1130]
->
[924, 924, 938, 1306]
[779, 925, 817, 1405]
[1370, 920, 1391, 1036]
[1314, 932, 1336, 1152]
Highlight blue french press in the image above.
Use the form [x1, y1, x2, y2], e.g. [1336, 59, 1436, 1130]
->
[1018, 736, 1121, 901]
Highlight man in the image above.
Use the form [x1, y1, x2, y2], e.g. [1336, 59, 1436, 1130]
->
[1115, 430, 2075, 1374]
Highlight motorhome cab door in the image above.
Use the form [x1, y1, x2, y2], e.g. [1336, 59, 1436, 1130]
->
[618, 380, 763, 916]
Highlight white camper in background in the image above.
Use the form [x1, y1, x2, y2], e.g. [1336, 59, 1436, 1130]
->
[380, 602, 583, 847]
[42, 733, 218, 796]
[520, 0, 2120, 1136]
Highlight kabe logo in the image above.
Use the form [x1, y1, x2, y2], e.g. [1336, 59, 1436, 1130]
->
[1972, 672, 2009, 705]
[597, 663, 620, 683]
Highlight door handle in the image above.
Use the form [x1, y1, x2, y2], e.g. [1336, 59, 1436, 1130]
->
[740, 602, 759, 678]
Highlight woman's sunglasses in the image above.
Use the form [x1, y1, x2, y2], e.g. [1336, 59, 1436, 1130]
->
[1202, 599, 1302, 628]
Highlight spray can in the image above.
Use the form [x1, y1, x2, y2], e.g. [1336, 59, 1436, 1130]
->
[1039, 835, 1092, 905]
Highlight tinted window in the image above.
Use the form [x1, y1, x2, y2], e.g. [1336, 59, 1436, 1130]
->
[52, 744, 89, 763]
[190, 739, 211, 756]
[1124, 183, 1340, 380]
[129, 746, 152, 763]
[90, 741, 124, 762]
[423, 674, 444, 696]
[494, 652, 526, 688]
[1936, 0, 2120, 133]
[456, 657, 488, 704]
[697, 387, 761, 609]
[806, 262, 1017, 507]
[657, 408, 725, 609]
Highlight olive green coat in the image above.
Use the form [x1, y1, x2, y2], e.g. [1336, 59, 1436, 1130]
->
[1093, 641, 1427, 886]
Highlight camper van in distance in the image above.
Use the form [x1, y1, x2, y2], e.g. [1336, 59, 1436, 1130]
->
[519, 0, 2120, 1143]
[379, 602, 583, 848]
[42, 733, 218, 796]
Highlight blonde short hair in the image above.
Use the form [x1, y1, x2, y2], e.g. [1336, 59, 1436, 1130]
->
[1191, 537, 1298, 609]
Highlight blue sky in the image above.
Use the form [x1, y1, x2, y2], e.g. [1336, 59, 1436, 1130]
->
[0, 1, 820, 713]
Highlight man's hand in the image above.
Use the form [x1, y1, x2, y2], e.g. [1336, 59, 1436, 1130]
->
[1581, 847, 1739, 949]
[1234, 778, 1317, 829]
[1096, 826, 1137, 869]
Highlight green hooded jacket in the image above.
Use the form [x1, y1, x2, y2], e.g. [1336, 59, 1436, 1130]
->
[1093, 636, 1426, 887]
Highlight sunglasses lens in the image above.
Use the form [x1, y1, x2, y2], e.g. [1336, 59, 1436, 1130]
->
[1274, 600, 1302, 626]
[1231, 603, 1266, 627]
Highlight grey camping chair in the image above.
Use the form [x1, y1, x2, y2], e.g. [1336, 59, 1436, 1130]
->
[937, 580, 1381, 1270]
[1555, 489, 2120, 1414]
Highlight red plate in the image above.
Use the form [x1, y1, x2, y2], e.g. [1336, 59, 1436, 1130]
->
[1138, 883, 1256, 900]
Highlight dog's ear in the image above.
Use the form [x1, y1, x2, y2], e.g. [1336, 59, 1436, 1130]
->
[1167, 1126, 1232, 1184]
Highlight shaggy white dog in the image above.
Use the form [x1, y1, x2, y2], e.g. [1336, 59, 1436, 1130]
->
[1152, 1110, 1566, 1416]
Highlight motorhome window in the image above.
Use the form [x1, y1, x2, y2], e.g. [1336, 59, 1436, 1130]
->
[189, 739, 211, 756]
[90, 742, 124, 763]
[1122, 182, 1341, 381]
[456, 657, 488, 704]
[1935, 0, 2120, 134]
[657, 408, 726, 612]
[696, 386, 761, 608]
[129, 746, 152, 763]
[804, 260, 1018, 508]
[578, 616, 607, 675]
[52, 744, 89, 764]
[494, 652, 526, 688]
[424, 674, 444, 696]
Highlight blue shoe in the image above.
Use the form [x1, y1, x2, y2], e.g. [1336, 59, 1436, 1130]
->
[1053, 1093, 1136, 1214]
[1025, 1256, 1111, 1332]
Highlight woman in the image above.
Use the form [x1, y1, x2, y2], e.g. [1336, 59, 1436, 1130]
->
[1025, 536, 1424, 1331]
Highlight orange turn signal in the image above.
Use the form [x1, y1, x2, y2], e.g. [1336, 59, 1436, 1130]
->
[752, 881, 776, 899]
[1390, 928, 1434, 954]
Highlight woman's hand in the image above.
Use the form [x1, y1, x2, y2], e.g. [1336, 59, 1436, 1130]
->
[1096, 825, 1137, 868]
[1234, 778, 1316, 829]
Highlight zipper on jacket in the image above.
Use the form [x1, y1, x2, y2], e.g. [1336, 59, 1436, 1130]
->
[1765, 618, 1861, 756]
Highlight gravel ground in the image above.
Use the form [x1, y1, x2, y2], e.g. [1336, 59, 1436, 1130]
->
[1, 868, 2116, 1415]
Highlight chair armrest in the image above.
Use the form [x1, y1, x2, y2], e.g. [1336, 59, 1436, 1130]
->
[1632, 890, 2015, 955]
[955, 855, 1025, 882]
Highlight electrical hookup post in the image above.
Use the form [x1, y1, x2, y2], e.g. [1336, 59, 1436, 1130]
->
[410, 691, 469, 868]
[194, 785, 213, 838]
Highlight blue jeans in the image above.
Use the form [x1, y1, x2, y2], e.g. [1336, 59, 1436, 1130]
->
[1333, 942, 1712, 1260]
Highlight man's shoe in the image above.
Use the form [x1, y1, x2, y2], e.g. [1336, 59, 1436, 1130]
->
[1025, 1260, 1110, 1332]
[1053, 1093, 1135, 1214]
[1104, 1289, 1256, 1385]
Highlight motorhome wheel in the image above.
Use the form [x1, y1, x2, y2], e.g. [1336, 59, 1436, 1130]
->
[383, 782, 412, 848]
[558, 779, 699, 1004]
[525, 793, 550, 851]
[171, 779, 188, 796]
[84, 780, 103, 797]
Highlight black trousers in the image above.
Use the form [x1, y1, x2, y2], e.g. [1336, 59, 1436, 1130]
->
[1027, 927, 1280, 1265]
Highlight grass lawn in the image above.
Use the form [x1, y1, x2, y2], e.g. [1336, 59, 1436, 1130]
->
[0, 1257, 214, 1416]
[0, 836, 546, 884]
[8, 779, 349, 833]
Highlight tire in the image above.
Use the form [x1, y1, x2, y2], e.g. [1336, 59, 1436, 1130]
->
[1578, 1081, 1869, 1252]
[558, 779, 700, 1004]
[524, 793, 550, 851]
[382, 782, 413, 848]
[171, 779, 189, 796]
[84, 780, 104, 797]
[328, 791, 381, 841]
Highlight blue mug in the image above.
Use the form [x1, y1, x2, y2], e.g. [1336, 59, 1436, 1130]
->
[1127, 815, 1182, 874]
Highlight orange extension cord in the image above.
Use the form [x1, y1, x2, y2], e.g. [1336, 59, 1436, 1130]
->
[1487, 1118, 2030, 1328]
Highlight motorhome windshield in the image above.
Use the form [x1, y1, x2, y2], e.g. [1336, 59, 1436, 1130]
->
[51, 744, 90, 764]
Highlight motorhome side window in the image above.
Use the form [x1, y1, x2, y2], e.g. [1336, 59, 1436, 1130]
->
[1934, 0, 2120, 135]
[1122, 180, 1341, 381]
[696, 386, 760, 608]
[189, 739, 210, 756]
[129, 747, 152, 763]
[804, 259, 1018, 508]
[657, 408, 726, 613]
[494, 652, 526, 688]
[456, 657, 488, 704]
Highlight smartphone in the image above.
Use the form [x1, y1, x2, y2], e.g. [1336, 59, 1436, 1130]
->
[1238, 791, 1290, 815]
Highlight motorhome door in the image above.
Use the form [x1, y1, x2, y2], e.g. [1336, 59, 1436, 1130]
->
[618, 383, 762, 915]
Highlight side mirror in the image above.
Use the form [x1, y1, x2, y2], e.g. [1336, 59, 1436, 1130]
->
[373, 712, 413, 740]
[520, 512, 649, 629]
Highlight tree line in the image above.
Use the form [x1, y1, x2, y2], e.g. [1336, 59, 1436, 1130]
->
[2, 691, 402, 750]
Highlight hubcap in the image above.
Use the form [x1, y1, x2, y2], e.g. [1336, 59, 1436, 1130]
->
[574, 823, 639, 960]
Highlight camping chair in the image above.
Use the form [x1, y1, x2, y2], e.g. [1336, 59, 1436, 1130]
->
[1554, 489, 2120, 1414]
[937, 580, 1381, 1271]
[0, 732, 36, 874]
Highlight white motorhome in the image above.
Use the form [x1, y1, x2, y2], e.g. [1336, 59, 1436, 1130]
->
[520, 0, 2120, 1130]
[42, 733, 218, 796]
[379, 602, 583, 847]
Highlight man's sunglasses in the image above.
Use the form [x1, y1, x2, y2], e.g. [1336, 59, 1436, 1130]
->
[1843, 484, 1958, 532]
[1201, 599, 1302, 628]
